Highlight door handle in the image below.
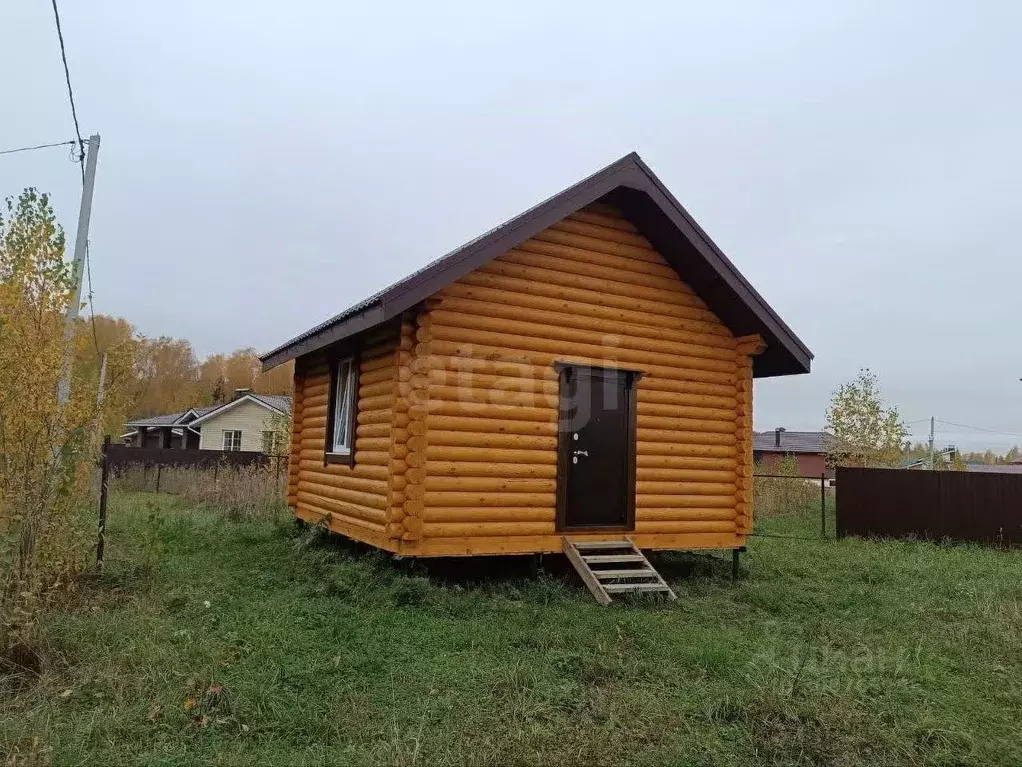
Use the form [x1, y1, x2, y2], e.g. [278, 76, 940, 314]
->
[573, 450, 589, 457]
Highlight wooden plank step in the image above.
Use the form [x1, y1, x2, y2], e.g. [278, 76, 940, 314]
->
[562, 536, 677, 604]
[571, 540, 633, 551]
[582, 554, 645, 564]
[593, 568, 656, 580]
[604, 582, 673, 594]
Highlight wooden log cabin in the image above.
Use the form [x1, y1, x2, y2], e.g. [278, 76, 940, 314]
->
[261, 153, 811, 560]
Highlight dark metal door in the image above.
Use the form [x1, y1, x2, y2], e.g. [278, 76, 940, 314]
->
[556, 365, 639, 530]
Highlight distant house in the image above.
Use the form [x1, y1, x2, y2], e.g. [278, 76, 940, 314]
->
[965, 463, 1022, 475]
[123, 390, 291, 453]
[753, 428, 834, 478]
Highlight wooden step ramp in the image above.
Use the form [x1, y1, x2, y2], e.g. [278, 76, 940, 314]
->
[563, 538, 677, 605]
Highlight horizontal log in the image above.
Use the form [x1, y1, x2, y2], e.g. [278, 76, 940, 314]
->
[355, 451, 390, 466]
[637, 507, 736, 521]
[426, 354, 737, 399]
[637, 415, 737, 434]
[423, 522, 556, 538]
[424, 295, 736, 353]
[442, 277, 730, 340]
[355, 437, 390, 452]
[297, 459, 389, 480]
[483, 257, 713, 317]
[426, 399, 556, 424]
[295, 501, 385, 534]
[557, 214, 645, 244]
[424, 431, 558, 451]
[637, 493, 734, 508]
[303, 393, 329, 410]
[460, 267, 722, 328]
[422, 507, 555, 523]
[356, 408, 392, 426]
[530, 225, 664, 266]
[509, 243, 697, 297]
[299, 478, 388, 504]
[637, 429, 737, 446]
[419, 327, 735, 378]
[423, 491, 556, 507]
[359, 393, 393, 412]
[356, 423, 390, 439]
[359, 379, 393, 399]
[359, 367, 394, 386]
[424, 308, 735, 364]
[636, 401, 736, 421]
[428, 460, 557, 479]
[427, 415, 557, 437]
[360, 354, 393, 373]
[636, 481, 735, 496]
[424, 340, 735, 387]
[425, 445, 555, 464]
[428, 368, 559, 395]
[634, 520, 736, 534]
[425, 476, 555, 493]
[426, 384, 559, 411]
[636, 468, 737, 483]
[296, 490, 387, 519]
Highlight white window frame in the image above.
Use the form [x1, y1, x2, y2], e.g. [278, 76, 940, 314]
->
[331, 357, 357, 455]
[222, 430, 242, 451]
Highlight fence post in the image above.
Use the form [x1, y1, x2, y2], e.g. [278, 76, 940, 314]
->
[155, 465, 162, 493]
[820, 473, 827, 538]
[97, 435, 111, 568]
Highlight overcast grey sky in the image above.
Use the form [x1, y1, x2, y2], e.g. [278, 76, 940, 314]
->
[2, 1, 1020, 450]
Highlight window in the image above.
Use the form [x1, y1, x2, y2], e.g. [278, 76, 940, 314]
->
[328, 356, 358, 461]
[222, 430, 242, 451]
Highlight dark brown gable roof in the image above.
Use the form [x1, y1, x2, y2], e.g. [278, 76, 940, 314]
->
[261, 152, 812, 377]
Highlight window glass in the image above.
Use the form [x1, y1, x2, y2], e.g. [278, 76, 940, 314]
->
[332, 358, 356, 453]
[223, 430, 242, 451]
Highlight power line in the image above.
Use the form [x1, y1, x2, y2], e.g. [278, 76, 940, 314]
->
[936, 419, 1022, 440]
[49, 0, 86, 184]
[0, 139, 77, 157]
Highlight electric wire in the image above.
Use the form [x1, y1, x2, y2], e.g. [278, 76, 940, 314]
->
[49, 0, 86, 183]
[0, 139, 77, 157]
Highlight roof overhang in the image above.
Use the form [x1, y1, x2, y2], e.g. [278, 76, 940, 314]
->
[260, 152, 812, 377]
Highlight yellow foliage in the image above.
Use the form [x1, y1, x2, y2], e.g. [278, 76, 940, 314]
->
[0, 190, 118, 650]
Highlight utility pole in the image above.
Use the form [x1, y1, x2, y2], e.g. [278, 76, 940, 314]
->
[928, 416, 936, 470]
[57, 133, 101, 407]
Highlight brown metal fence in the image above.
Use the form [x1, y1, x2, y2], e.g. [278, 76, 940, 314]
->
[836, 466, 1022, 546]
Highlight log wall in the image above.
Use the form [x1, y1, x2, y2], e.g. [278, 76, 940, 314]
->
[400, 203, 760, 555]
[287, 203, 764, 556]
[289, 324, 401, 550]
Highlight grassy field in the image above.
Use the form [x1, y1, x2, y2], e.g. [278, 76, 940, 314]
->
[3, 493, 1020, 766]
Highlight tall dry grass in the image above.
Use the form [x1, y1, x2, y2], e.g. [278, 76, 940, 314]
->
[753, 456, 821, 517]
[110, 461, 288, 523]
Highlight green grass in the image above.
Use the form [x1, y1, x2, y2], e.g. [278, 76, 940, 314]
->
[3, 493, 1020, 766]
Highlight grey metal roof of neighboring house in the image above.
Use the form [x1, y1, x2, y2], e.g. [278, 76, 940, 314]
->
[125, 397, 290, 429]
[125, 412, 186, 427]
[250, 394, 292, 414]
[965, 463, 1022, 474]
[753, 430, 835, 455]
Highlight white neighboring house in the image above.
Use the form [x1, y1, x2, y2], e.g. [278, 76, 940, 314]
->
[188, 392, 292, 453]
[122, 390, 291, 453]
